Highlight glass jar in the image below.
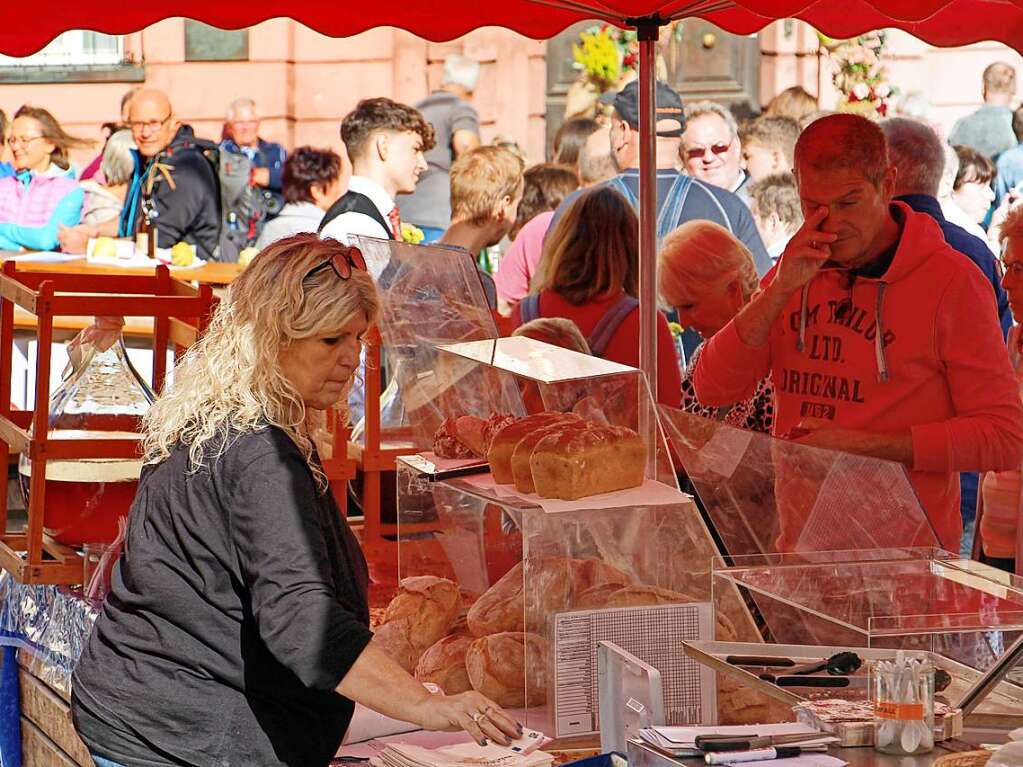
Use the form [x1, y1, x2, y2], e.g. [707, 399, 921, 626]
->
[872, 655, 935, 756]
[19, 325, 155, 546]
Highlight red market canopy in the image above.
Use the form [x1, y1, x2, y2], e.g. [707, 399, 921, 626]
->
[3, 0, 1023, 56]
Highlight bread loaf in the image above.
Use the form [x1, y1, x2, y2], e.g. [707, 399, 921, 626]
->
[467, 562, 524, 637]
[414, 634, 473, 694]
[530, 425, 645, 500]
[511, 421, 588, 494]
[466, 632, 548, 707]
[375, 576, 461, 670]
[488, 413, 580, 484]
[371, 620, 419, 672]
[575, 583, 738, 640]
[468, 557, 632, 637]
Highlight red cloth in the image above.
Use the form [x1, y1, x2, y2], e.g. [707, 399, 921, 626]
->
[511, 289, 682, 408]
[693, 202, 1023, 552]
[5, 3, 1023, 59]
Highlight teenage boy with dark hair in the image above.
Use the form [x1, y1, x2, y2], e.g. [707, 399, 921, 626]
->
[320, 97, 435, 246]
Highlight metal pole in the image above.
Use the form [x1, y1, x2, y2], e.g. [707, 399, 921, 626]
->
[637, 21, 659, 472]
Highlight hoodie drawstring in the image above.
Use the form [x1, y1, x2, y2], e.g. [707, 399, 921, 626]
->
[875, 282, 890, 383]
[796, 280, 891, 383]
[797, 284, 809, 352]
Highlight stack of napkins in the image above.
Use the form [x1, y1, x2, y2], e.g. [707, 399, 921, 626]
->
[371, 742, 552, 767]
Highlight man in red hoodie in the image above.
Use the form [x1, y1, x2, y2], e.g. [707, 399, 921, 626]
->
[693, 113, 1023, 552]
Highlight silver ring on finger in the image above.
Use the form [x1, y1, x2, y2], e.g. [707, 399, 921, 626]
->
[472, 712, 486, 725]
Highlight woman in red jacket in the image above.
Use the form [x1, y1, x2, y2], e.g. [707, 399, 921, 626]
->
[511, 186, 682, 407]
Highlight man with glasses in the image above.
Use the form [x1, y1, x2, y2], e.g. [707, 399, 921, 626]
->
[694, 113, 1023, 555]
[681, 100, 748, 202]
[549, 80, 770, 277]
[118, 89, 221, 259]
[221, 98, 286, 225]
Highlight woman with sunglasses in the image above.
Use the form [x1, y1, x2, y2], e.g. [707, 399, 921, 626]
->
[72, 235, 521, 767]
[0, 105, 91, 251]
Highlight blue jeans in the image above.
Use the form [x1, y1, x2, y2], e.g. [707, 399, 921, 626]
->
[91, 756, 128, 767]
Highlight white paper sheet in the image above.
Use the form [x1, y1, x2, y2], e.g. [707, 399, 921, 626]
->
[459, 474, 688, 513]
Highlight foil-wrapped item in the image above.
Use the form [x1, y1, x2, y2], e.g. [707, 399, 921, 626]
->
[0, 570, 98, 697]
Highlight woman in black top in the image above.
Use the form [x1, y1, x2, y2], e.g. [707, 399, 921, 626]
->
[72, 234, 520, 767]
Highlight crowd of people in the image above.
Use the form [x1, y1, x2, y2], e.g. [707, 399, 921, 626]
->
[3, 54, 1023, 567]
[44, 49, 1023, 767]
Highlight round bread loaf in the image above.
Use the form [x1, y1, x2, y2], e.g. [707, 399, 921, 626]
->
[415, 634, 473, 694]
[469, 557, 633, 636]
[376, 576, 461, 670]
[466, 632, 548, 708]
[371, 620, 419, 672]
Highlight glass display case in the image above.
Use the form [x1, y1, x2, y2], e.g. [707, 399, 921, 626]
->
[383, 333, 762, 741]
[711, 549, 1023, 727]
[658, 408, 940, 556]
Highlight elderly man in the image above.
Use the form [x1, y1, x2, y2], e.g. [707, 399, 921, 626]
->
[681, 100, 748, 201]
[221, 97, 286, 221]
[694, 113, 1023, 554]
[550, 80, 769, 275]
[59, 88, 221, 259]
[950, 61, 1018, 160]
[399, 54, 482, 242]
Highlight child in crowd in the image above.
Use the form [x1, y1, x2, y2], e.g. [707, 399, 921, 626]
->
[738, 115, 799, 184]
[438, 145, 525, 309]
[747, 172, 802, 263]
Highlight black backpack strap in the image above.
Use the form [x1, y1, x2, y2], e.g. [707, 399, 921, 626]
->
[318, 191, 395, 240]
[588, 295, 640, 357]
[518, 294, 541, 323]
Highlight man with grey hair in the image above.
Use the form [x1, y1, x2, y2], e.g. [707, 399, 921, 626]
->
[221, 97, 287, 222]
[882, 117, 1009, 334]
[681, 100, 748, 201]
[883, 116, 1012, 557]
[399, 53, 482, 242]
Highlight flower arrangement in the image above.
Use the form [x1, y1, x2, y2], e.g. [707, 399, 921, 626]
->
[572, 25, 637, 92]
[820, 31, 896, 118]
[401, 222, 425, 245]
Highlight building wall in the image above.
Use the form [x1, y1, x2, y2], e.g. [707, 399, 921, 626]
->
[0, 20, 547, 168]
[3, 18, 1022, 173]
[758, 19, 1023, 136]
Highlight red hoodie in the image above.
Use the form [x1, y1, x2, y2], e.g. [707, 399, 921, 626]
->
[694, 202, 1023, 551]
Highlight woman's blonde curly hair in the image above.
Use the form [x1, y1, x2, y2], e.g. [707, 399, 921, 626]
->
[142, 233, 379, 487]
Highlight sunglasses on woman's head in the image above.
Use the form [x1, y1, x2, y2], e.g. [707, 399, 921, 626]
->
[304, 246, 367, 282]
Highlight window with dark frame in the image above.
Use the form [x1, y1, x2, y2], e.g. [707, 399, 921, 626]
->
[184, 21, 250, 62]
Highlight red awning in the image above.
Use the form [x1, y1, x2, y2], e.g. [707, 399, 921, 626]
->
[4, 0, 1023, 56]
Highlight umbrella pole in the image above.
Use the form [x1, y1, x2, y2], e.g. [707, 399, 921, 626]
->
[637, 21, 659, 473]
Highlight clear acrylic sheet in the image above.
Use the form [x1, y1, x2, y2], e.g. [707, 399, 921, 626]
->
[658, 407, 939, 558]
[356, 236, 524, 451]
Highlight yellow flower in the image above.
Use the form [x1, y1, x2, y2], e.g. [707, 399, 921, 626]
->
[668, 321, 684, 338]
[401, 223, 425, 245]
[572, 27, 620, 91]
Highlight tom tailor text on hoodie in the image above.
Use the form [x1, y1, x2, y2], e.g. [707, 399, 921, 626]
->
[693, 202, 1023, 552]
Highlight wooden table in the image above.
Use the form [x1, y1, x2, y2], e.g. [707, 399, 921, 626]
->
[5, 256, 242, 286]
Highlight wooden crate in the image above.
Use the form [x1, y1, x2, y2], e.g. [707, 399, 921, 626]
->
[17, 652, 93, 767]
[0, 263, 214, 585]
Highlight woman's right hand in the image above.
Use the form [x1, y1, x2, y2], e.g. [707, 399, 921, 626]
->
[774, 206, 837, 295]
[411, 690, 522, 747]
